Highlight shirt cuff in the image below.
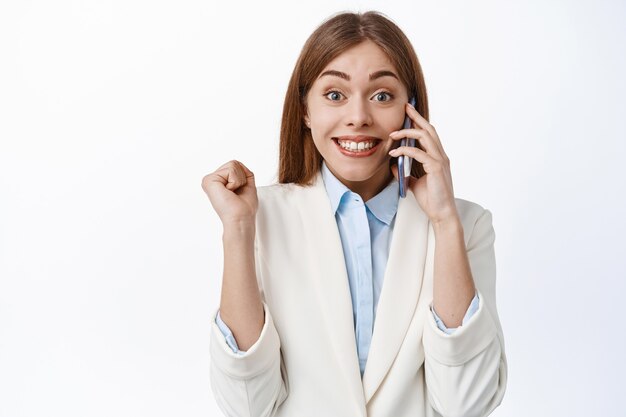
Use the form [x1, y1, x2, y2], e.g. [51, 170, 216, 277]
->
[215, 309, 247, 355]
[431, 292, 480, 334]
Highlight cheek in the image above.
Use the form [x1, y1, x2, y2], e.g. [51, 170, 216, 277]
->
[368, 109, 403, 133]
[385, 107, 408, 130]
[312, 110, 339, 131]
[310, 127, 331, 149]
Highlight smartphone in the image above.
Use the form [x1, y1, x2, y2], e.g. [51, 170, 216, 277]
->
[398, 96, 417, 198]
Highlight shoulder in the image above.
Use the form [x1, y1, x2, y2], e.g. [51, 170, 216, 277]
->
[454, 197, 489, 222]
[256, 182, 298, 199]
[254, 181, 322, 223]
[453, 197, 495, 245]
[253, 181, 325, 247]
[256, 182, 308, 208]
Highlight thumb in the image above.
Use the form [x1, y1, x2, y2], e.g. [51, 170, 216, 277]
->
[239, 163, 256, 188]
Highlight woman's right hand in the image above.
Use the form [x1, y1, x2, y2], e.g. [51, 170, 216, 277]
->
[201, 160, 258, 226]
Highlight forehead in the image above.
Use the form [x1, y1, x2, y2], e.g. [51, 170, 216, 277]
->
[318, 40, 397, 79]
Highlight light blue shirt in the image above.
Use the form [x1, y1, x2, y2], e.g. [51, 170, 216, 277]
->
[215, 161, 479, 377]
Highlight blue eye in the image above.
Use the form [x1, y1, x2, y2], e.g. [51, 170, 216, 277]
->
[324, 90, 343, 101]
[323, 90, 394, 102]
[374, 91, 393, 102]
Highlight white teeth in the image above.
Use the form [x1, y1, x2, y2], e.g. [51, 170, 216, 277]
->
[337, 140, 377, 152]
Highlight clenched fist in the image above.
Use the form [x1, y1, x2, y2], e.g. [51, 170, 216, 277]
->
[201, 160, 258, 226]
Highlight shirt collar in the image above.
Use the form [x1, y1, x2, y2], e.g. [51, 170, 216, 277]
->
[365, 174, 399, 225]
[321, 161, 399, 225]
[321, 161, 351, 214]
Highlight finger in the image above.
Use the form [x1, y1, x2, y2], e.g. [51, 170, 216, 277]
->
[227, 162, 247, 190]
[210, 164, 244, 191]
[389, 145, 433, 164]
[391, 146, 449, 177]
[202, 168, 230, 191]
[405, 102, 437, 142]
[405, 103, 448, 160]
[210, 169, 236, 190]
[389, 128, 442, 160]
[237, 161, 256, 188]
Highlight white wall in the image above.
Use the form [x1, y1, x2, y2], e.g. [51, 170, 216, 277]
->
[1, 0, 624, 416]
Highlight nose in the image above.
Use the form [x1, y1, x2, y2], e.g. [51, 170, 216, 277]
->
[344, 97, 373, 128]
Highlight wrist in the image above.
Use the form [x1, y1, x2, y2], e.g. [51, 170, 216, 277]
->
[432, 215, 462, 235]
[222, 219, 256, 239]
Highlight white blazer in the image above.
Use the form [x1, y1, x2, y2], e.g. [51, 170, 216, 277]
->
[209, 170, 507, 417]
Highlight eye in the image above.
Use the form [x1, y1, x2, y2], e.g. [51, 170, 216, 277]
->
[323, 90, 344, 101]
[373, 91, 394, 102]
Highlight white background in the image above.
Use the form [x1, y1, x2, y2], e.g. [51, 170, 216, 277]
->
[1, 0, 625, 416]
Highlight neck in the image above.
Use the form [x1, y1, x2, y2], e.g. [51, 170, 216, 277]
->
[328, 163, 394, 202]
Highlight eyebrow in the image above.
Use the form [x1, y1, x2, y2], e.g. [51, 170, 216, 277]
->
[317, 69, 399, 82]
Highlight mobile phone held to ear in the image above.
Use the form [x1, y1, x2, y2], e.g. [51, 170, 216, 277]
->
[398, 96, 417, 198]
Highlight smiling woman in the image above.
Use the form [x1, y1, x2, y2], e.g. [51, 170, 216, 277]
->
[279, 14, 429, 188]
[202, 10, 507, 417]
[302, 40, 410, 201]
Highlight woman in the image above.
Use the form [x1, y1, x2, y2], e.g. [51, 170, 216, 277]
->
[202, 10, 507, 417]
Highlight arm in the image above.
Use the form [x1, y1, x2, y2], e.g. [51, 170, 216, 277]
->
[202, 162, 288, 416]
[209, 222, 288, 417]
[431, 215, 476, 328]
[219, 221, 264, 350]
[423, 209, 507, 417]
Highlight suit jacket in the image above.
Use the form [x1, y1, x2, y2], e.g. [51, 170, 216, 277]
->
[209, 170, 507, 417]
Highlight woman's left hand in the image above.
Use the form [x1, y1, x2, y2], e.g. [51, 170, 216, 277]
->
[388, 102, 459, 225]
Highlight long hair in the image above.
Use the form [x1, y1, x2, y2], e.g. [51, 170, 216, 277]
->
[278, 10, 429, 185]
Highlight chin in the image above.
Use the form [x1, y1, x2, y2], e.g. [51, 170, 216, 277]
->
[332, 164, 380, 182]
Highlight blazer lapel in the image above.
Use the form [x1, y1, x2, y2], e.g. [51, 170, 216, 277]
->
[299, 171, 366, 412]
[362, 188, 431, 404]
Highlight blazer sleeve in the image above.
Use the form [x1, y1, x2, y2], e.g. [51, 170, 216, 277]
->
[422, 208, 508, 417]
[209, 237, 288, 417]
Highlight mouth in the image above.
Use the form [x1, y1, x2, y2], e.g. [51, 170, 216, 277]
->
[331, 136, 383, 157]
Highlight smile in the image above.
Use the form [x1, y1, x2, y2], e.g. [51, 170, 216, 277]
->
[332, 137, 382, 157]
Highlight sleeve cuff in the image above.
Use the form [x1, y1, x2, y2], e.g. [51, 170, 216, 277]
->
[423, 289, 498, 366]
[215, 309, 246, 355]
[210, 302, 281, 379]
[431, 291, 480, 334]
